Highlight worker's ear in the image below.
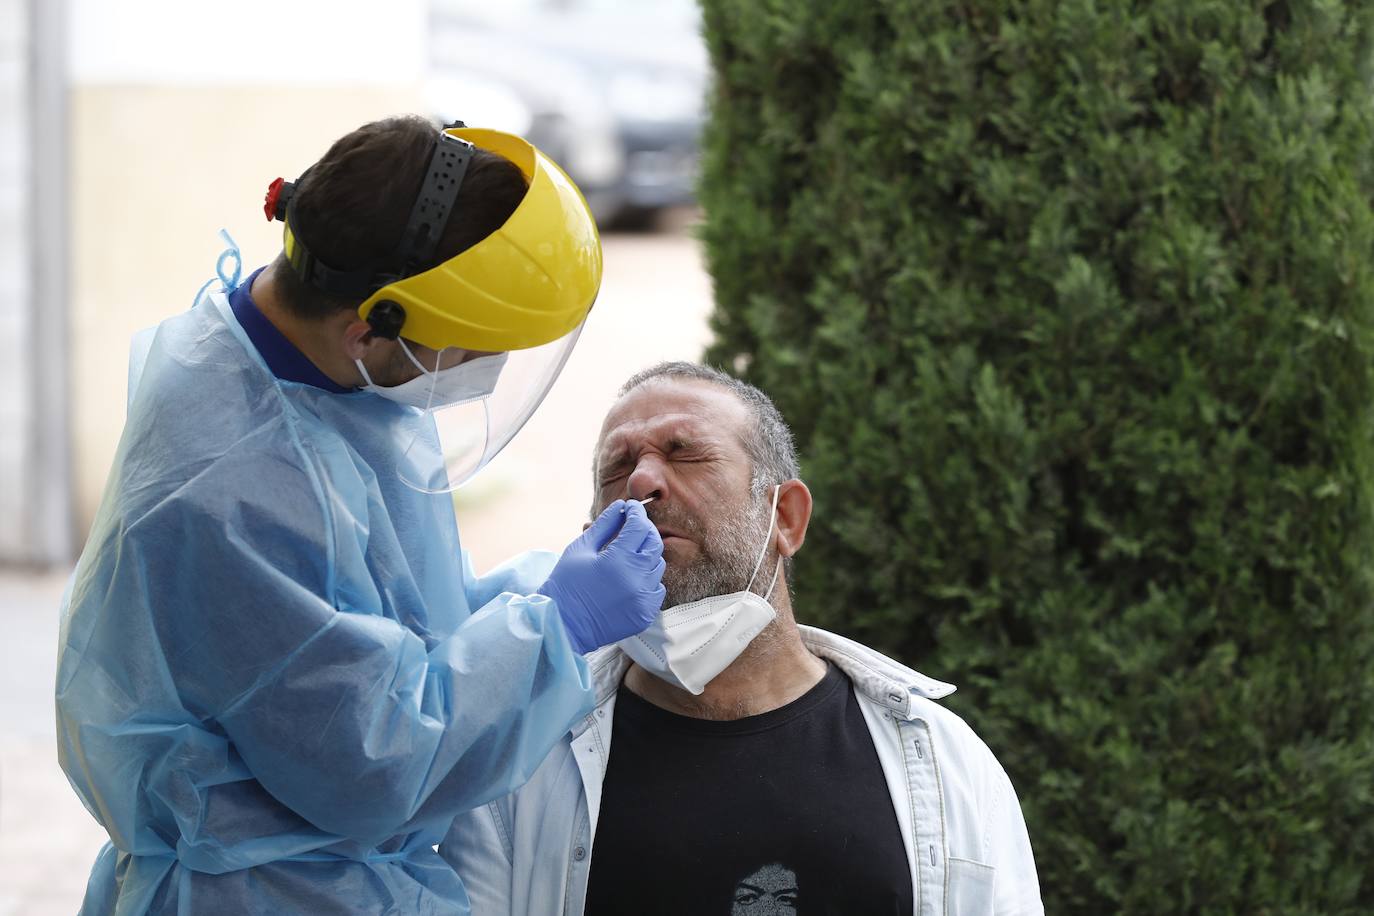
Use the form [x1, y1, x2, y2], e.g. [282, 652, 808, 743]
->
[342, 317, 378, 361]
[773, 479, 812, 560]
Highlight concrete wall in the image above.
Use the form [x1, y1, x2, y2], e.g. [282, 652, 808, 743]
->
[0, 0, 71, 566]
[0, 0, 33, 559]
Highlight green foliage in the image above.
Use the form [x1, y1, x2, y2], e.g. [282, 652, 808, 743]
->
[697, 0, 1374, 911]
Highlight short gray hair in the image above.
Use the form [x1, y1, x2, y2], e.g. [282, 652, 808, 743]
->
[614, 361, 800, 495]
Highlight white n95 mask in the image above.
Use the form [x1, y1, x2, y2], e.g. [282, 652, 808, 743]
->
[620, 486, 783, 695]
[357, 340, 508, 411]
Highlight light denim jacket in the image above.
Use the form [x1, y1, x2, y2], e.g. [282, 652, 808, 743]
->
[441, 626, 1044, 915]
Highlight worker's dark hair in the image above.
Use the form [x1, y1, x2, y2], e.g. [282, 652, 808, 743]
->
[273, 114, 527, 321]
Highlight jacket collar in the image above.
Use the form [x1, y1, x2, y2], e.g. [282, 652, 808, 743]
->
[585, 647, 633, 707]
[798, 625, 956, 720]
[580, 625, 956, 723]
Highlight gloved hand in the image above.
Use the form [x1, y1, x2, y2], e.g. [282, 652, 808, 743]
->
[540, 500, 666, 655]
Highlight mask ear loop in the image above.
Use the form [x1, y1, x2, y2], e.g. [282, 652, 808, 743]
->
[761, 558, 783, 602]
[396, 339, 447, 413]
[393, 341, 463, 496]
[744, 484, 784, 599]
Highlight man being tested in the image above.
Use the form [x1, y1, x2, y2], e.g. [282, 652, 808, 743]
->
[56, 115, 665, 914]
[444, 362, 1044, 915]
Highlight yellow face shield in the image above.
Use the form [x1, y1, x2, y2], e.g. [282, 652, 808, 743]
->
[268, 123, 603, 492]
[280, 127, 602, 353]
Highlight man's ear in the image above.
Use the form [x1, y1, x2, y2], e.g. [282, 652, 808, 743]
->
[342, 318, 375, 361]
[774, 479, 812, 560]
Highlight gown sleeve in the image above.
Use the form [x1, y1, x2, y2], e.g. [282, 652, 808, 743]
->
[113, 459, 593, 844]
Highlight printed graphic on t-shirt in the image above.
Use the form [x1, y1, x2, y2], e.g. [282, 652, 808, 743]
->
[731, 863, 798, 913]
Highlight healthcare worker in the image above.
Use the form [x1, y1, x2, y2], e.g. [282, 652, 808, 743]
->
[55, 115, 665, 914]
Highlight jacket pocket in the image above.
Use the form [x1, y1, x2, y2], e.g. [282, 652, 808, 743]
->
[946, 857, 996, 915]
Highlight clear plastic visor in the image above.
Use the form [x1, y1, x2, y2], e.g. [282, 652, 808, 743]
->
[395, 320, 584, 494]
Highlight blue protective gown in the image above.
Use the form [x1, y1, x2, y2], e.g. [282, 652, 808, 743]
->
[56, 285, 595, 914]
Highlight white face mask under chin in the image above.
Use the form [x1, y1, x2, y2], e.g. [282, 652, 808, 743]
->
[356, 340, 508, 411]
[619, 485, 783, 695]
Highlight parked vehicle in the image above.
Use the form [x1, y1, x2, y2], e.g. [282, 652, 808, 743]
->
[427, 0, 707, 227]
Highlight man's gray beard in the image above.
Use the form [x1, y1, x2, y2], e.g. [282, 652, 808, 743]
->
[660, 492, 773, 608]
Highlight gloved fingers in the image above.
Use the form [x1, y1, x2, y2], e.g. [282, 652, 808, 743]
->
[647, 556, 667, 582]
[638, 533, 665, 561]
[599, 501, 642, 552]
[621, 498, 648, 527]
[610, 502, 662, 555]
[584, 500, 628, 551]
[638, 521, 665, 558]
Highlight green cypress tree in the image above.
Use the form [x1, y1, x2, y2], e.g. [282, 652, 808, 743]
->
[698, 0, 1374, 910]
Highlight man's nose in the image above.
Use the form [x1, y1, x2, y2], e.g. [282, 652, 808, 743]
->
[626, 457, 668, 504]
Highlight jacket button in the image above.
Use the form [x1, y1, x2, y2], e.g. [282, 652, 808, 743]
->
[574, 845, 587, 861]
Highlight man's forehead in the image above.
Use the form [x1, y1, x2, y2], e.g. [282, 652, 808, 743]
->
[598, 379, 748, 452]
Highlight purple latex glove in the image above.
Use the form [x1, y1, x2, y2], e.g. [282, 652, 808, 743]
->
[539, 500, 666, 654]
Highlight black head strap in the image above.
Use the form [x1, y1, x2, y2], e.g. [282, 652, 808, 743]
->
[272, 127, 476, 337]
[394, 131, 474, 274]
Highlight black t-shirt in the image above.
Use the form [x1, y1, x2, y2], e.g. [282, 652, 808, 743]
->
[584, 663, 913, 916]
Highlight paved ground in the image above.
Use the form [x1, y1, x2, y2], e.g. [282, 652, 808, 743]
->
[0, 571, 107, 916]
[0, 227, 711, 913]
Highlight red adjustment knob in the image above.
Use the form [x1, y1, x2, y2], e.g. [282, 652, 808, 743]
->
[263, 177, 285, 222]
